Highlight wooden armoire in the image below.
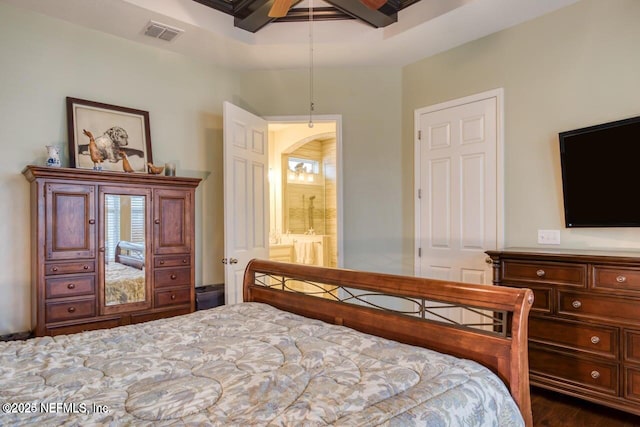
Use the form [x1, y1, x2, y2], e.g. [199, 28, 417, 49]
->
[23, 165, 201, 336]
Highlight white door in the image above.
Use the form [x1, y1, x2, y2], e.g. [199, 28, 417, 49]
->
[415, 90, 503, 327]
[223, 102, 269, 305]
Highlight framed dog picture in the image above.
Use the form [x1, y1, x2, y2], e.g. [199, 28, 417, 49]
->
[67, 97, 153, 173]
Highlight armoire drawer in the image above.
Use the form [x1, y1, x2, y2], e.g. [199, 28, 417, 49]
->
[529, 346, 618, 395]
[45, 261, 95, 276]
[46, 276, 95, 299]
[593, 266, 640, 294]
[625, 330, 640, 364]
[502, 261, 586, 287]
[154, 255, 190, 268]
[529, 316, 618, 358]
[155, 287, 191, 307]
[558, 291, 640, 324]
[46, 298, 96, 323]
[154, 267, 191, 288]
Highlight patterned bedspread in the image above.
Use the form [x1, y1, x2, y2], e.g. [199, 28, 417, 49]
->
[0, 303, 524, 426]
[104, 262, 145, 306]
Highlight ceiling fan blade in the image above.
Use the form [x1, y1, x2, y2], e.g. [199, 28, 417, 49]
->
[268, 0, 293, 18]
[360, 0, 386, 10]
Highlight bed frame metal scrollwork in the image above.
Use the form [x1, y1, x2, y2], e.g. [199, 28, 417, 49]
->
[243, 259, 534, 427]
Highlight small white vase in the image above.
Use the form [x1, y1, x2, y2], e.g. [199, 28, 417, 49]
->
[46, 145, 61, 167]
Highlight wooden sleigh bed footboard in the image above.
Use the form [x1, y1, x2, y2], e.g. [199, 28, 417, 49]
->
[244, 259, 535, 426]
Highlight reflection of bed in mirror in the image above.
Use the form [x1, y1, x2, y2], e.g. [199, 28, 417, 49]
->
[105, 240, 146, 306]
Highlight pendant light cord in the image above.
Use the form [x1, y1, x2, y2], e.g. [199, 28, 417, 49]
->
[308, 0, 315, 128]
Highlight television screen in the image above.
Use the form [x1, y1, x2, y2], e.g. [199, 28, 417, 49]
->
[559, 115, 640, 227]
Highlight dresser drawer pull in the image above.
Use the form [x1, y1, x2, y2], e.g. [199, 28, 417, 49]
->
[590, 336, 600, 344]
[616, 275, 627, 283]
[160, 260, 165, 265]
[182, 259, 188, 264]
[67, 283, 76, 289]
[571, 300, 582, 309]
[67, 307, 76, 313]
[170, 274, 177, 280]
[536, 269, 545, 277]
[171, 294, 176, 300]
[591, 370, 600, 379]
[51, 266, 59, 272]
[83, 265, 89, 270]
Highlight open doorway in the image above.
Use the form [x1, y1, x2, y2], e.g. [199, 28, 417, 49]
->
[267, 116, 342, 272]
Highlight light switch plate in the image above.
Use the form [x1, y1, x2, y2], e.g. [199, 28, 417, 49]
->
[538, 229, 561, 245]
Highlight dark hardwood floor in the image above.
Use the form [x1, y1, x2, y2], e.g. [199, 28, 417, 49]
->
[531, 387, 640, 426]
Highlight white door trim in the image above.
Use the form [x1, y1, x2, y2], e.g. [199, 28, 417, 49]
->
[413, 88, 504, 276]
[265, 114, 344, 268]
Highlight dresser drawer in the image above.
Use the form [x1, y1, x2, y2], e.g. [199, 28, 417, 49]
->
[529, 346, 618, 395]
[46, 298, 95, 323]
[529, 316, 618, 358]
[529, 287, 552, 313]
[154, 267, 191, 288]
[46, 276, 95, 299]
[502, 261, 586, 287]
[593, 266, 640, 294]
[155, 288, 191, 307]
[558, 291, 640, 324]
[45, 261, 95, 276]
[625, 367, 640, 403]
[154, 255, 190, 268]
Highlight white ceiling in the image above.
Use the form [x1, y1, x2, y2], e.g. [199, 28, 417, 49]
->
[3, 0, 579, 69]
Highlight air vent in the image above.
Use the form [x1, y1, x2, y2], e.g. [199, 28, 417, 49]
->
[143, 21, 183, 42]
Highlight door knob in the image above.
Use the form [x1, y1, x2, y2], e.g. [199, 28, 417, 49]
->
[485, 257, 493, 265]
[230, 258, 238, 264]
[222, 258, 228, 264]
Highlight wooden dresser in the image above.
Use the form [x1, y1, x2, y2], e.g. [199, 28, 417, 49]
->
[486, 248, 640, 415]
[23, 165, 201, 336]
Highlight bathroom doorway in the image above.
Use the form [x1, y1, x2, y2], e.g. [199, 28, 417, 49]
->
[267, 116, 342, 272]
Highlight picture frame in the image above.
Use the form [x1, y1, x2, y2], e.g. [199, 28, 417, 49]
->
[67, 97, 153, 173]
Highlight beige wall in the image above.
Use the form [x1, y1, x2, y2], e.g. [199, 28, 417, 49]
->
[0, 2, 234, 334]
[238, 68, 404, 273]
[3, 0, 637, 335]
[402, 0, 640, 254]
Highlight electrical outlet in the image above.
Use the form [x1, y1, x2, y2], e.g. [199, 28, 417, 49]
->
[538, 229, 561, 245]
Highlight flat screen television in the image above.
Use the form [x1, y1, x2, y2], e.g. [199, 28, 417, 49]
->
[559, 115, 640, 228]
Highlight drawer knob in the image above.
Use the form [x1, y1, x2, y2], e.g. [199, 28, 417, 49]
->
[83, 265, 89, 270]
[616, 275, 627, 283]
[590, 336, 600, 344]
[591, 370, 600, 379]
[171, 294, 176, 300]
[160, 260, 165, 265]
[88, 219, 95, 225]
[170, 274, 177, 280]
[154, 219, 160, 224]
[67, 283, 76, 289]
[51, 266, 59, 272]
[67, 306, 76, 313]
[536, 269, 545, 277]
[571, 300, 582, 309]
[182, 259, 187, 264]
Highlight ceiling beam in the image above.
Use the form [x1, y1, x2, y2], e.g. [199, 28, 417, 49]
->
[324, 0, 397, 28]
[233, 0, 303, 33]
[275, 7, 354, 23]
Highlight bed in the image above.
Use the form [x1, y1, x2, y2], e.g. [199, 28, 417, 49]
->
[105, 241, 146, 305]
[0, 259, 533, 426]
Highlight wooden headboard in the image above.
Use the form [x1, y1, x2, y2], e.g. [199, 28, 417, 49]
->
[243, 259, 534, 426]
